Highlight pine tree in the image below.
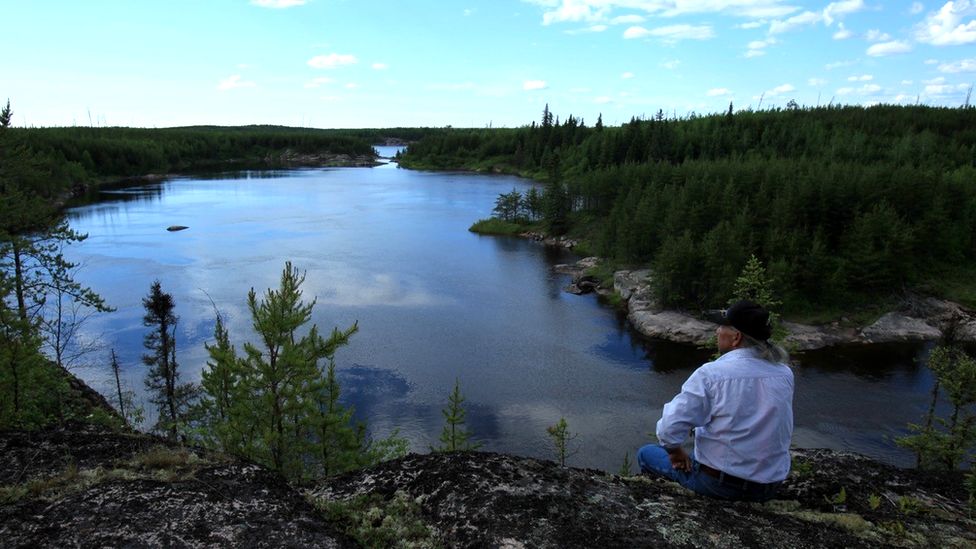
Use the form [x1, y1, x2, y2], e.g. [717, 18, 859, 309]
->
[316, 359, 367, 475]
[546, 417, 577, 466]
[197, 313, 250, 454]
[240, 261, 358, 475]
[142, 280, 196, 441]
[109, 348, 141, 428]
[432, 378, 481, 452]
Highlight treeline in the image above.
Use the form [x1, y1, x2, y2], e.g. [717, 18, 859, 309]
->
[401, 104, 976, 312]
[13, 125, 375, 180]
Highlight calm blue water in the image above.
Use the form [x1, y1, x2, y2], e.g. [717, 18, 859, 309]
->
[63, 148, 935, 470]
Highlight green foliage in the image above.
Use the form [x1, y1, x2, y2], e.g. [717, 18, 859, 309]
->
[401, 105, 976, 313]
[492, 188, 524, 223]
[197, 262, 404, 480]
[868, 493, 882, 511]
[897, 345, 976, 469]
[142, 280, 197, 441]
[431, 378, 481, 452]
[0, 100, 112, 430]
[790, 456, 813, 477]
[315, 492, 441, 549]
[731, 255, 786, 340]
[546, 417, 578, 467]
[897, 495, 924, 516]
[824, 486, 847, 506]
[468, 218, 529, 236]
[619, 452, 633, 476]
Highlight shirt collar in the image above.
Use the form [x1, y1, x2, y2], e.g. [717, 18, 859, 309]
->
[717, 347, 758, 361]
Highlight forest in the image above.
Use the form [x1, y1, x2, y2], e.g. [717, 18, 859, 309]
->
[400, 104, 976, 315]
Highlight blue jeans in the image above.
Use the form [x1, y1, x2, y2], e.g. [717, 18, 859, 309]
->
[636, 444, 781, 502]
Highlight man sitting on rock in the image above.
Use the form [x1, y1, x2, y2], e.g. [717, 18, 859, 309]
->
[637, 300, 794, 502]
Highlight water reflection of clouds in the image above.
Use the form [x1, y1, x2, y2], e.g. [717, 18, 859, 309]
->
[308, 271, 450, 308]
[337, 364, 501, 451]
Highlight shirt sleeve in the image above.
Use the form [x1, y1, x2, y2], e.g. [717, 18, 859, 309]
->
[656, 368, 711, 447]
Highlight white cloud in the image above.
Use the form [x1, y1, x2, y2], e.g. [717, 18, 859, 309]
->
[902, 80, 914, 84]
[823, 0, 865, 25]
[737, 21, 765, 29]
[925, 58, 940, 64]
[939, 57, 976, 72]
[524, 0, 800, 22]
[836, 83, 880, 95]
[594, 96, 614, 104]
[621, 71, 635, 79]
[217, 75, 255, 90]
[848, 74, 873, 81]
[303, 77, 334, 88]
[766, 83, 796, 96]
[463, 8, 474, 16]
[915, 0, 976, 45]
[865, 29, 892, 42]
[924, 76, 947, 84]
[867, 40, 912, 56]
[250, 0, 305, 7]
[610, 14, 644, 24]
[745, 37, 776, 57]
[911, 2, 925, 14]
[344, 83, 359, 89]
[825, 59, 857, 69]
[833, 23, 853, 39]
[566, 24, 608, 33]
[661, 59, 681, 69]
[769, 10, 822, 34]
[809, 77, 828, 86]
[307, 53, 358, 69]
[371, 63, 388, 70]
[707, 88, 733, 96]
[624, 24, 714, 41]
[523, 79, 548, 90]
[926, 81, 971, 94]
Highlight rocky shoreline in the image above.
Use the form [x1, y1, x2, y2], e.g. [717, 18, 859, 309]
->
[553, 256, 976, 352]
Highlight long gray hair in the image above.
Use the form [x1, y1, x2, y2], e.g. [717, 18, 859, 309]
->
[740, 332, 791, 365]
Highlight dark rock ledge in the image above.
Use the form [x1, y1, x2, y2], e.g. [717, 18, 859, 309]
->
[2, 424, 973, 548]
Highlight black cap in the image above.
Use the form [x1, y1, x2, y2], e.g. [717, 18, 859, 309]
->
[722, 300, 772, 341]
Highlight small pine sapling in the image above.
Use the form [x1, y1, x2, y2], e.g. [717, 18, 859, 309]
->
[432, 378, 481, 452]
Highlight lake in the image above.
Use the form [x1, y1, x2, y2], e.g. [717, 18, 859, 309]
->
[64, 147, 937, 471]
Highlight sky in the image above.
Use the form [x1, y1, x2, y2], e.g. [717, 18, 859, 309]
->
[3, 0, 975, 128]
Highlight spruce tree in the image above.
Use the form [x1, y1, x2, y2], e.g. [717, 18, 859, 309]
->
[432, 378, 481, 452]
[142, 280, 196, 441]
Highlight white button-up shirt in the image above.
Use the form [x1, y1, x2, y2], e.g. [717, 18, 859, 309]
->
[656, 347, 795, 484]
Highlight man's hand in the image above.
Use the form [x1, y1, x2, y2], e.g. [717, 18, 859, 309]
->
[667, 446, 692, 472]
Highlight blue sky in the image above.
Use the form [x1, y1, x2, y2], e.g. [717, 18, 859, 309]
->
[4, 0, 975, 128]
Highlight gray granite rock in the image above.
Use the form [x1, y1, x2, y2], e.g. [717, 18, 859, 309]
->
[627, 309, 716, 346]
[613, 269, 652, 301]
[859, 313, 942, 343]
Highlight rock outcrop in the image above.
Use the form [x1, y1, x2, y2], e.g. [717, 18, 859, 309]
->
[4, 424, 972, 548]
[0, 424, 350, 548]
[552, 258, 976, 351]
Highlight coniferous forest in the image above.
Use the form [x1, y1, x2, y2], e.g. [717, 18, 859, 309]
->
[400, 105, 976, 314]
